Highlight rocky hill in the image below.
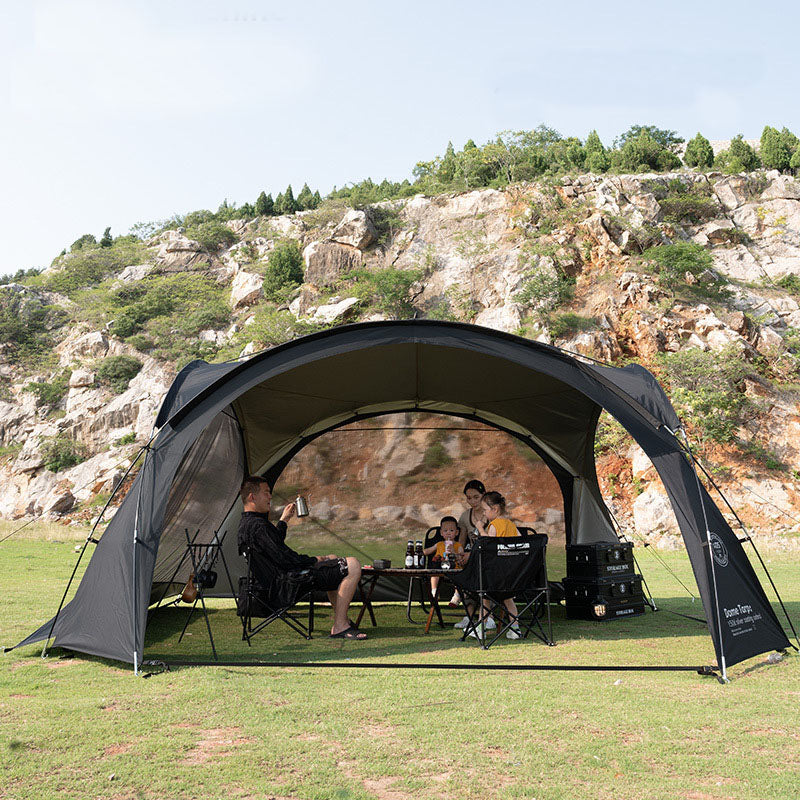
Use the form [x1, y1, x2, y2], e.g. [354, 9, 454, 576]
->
[1, 169, 799, 548]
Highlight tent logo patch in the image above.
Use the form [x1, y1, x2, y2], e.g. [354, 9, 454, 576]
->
[709, 533, 729, 568]
[496, 542, 530, 556]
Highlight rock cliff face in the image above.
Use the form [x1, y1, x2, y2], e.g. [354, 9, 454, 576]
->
[2, 170, 799, 548]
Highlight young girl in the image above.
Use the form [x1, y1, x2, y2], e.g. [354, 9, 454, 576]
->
[473, 491, 522, 639]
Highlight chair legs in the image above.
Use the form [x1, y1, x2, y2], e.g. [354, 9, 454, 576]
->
[459, 591, 554, 649]
[240, 597, 318, 645]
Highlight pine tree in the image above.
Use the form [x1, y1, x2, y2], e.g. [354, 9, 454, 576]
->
[684, 132, 714, 168]
[584, 130, 609, 173]
[70, 233, 96, 252]
[779, 127, 799, 156]
[255, 190, 271, 216]
[791, 148, 800, 175]
[274, 191, 285, 215]
[716, 134, 760, 173]
[311, 190, 322, 208]
[282, 185, 298, 214]
[438, 141, 457, 183]
[760, 126, 791, 171]
[99, 226, 113, 247]
[296, 183, 314, 210]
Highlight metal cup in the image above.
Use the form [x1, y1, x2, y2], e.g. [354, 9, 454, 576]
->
[295, 495, 309, 517]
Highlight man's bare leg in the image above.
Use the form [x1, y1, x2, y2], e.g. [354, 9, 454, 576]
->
[330, 557, 365, 637]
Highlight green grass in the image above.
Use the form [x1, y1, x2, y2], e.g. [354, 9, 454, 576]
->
[2, 525, 799, 800]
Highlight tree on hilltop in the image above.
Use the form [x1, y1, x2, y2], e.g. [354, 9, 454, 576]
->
[437, 141, 457, 184]
[280, 185, 298, 214]
[296, 183, 316, 210]
[715, 134, 761, 173]
[614, 124, 684, 153]
[99, 227, 113, 248]
[790, 148, 800, 175]
[780, 127, 799, 156]
[255, 190, 274, 216]
[684, 133, 714, 168]
[70, 234, 97, 252]
[611, 131, 681, 172]
[584, 130, 609, 173]
[761, 126, 792, 171]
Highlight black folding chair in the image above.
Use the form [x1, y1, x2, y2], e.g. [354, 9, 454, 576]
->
[449, 535, 555, 649]
[237, 542, 315, 645]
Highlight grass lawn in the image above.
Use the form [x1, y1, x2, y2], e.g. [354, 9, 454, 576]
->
[1, 521, 799, 800]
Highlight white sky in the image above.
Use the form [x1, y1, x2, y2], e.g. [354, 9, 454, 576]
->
[2, 0, 798, 274]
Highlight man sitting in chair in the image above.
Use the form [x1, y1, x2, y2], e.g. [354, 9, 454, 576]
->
[237, 475, 367, 640]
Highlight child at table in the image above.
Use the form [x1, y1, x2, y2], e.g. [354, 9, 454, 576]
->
[423, 516, 465, 599]
[472, 491, 522, 639]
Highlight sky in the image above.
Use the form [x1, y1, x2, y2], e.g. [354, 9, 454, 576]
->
[2, 0, 799, 275]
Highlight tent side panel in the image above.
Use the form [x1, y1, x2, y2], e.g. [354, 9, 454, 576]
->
[654, 448, 791, 667]
[14, 472, 142, 663]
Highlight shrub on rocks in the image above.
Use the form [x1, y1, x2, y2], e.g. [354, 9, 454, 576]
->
[342, 266, 423, 319]
[184, 220, 237, 251]
[41, 434, 87, 472]
[43, 238, 146, 295]
[656, 345, 751, 444]
[96, 355, 142, 393]
[24, 370, 72, 408]
[641, 242, 721, 296]
[657, 181, 718, 224]
[261, 240, 304, 301]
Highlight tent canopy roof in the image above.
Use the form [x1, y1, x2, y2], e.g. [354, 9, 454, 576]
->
[162, 321, 676, 479]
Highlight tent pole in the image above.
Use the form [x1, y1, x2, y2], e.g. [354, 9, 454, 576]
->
[688, 454, 800, 652]
[131, 447, 153, 677]
[680, 429, 729, 683]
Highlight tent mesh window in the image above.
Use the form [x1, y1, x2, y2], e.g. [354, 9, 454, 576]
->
[150, 408, 245, 603]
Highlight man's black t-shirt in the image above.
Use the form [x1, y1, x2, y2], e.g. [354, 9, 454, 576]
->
[237, 511, 317, 572]
[238, 511, 344, 603]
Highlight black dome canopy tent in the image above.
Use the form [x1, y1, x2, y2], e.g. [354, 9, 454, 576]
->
[12, 320, 795, 679]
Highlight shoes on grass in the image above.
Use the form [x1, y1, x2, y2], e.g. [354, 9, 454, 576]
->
[505, 626, 522, 640]
[467, 624, 484, 639]
[456, 616, 496, 631]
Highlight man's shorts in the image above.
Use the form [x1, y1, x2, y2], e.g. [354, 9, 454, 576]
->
[311, 559, 347, 592]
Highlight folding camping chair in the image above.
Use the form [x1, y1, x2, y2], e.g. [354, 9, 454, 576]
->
[236, 540, 315, 645]
[449, 534, 554, 649]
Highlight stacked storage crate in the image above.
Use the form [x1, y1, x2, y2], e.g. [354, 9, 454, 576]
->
[562, 541, 646, 620]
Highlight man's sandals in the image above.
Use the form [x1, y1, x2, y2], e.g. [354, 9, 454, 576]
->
[330, 625, 367, 640]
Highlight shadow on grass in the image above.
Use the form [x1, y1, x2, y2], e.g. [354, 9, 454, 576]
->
[140, 593, 800, 666]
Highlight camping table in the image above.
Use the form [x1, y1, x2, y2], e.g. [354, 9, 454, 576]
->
[355, 567, 462, 632]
